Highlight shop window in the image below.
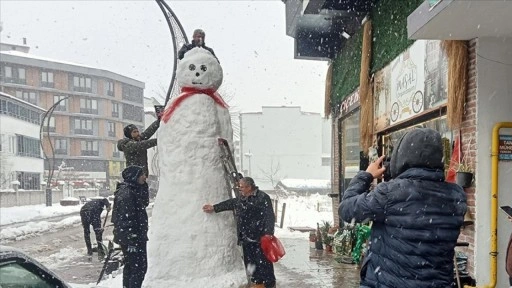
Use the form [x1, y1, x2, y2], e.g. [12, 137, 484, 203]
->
[381, 116, 453, 173]
[340, 109, 361, 192]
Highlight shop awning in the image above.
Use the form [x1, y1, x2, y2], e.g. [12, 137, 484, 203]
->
[408, 0, 512, 40]
[282, 0, 375, 61]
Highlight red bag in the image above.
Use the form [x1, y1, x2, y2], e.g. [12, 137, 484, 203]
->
[260, 235, 286, 263]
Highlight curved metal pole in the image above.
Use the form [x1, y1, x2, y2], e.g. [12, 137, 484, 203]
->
[39, 96, 70, 205]
[155, 0, 189, 105]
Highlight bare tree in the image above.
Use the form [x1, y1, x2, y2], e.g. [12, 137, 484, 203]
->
[257, 158, 283, 189]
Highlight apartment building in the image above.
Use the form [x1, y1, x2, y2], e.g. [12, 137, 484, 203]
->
[0, 45, 145, 189]
[0, 91, 45, 190]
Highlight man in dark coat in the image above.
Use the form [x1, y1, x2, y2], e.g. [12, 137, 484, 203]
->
[111, 165, 149, 288]
[117, 119, 159, 177]
[202, 177, 276, 288]
[340, 128, 467, 288]
[80, 198, 111, 256]
[178, 29, 218, 61]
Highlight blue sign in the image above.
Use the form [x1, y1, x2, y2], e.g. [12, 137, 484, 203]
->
[499, 135, 512, 161]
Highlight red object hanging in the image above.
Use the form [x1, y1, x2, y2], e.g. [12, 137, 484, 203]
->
[260, 235, 286, 263]
[446, 134, 461, 183]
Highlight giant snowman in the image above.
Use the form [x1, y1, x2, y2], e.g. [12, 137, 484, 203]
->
[144, 48, 245, 287]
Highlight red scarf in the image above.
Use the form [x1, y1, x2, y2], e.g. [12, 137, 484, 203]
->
[161, 87, 229, 123]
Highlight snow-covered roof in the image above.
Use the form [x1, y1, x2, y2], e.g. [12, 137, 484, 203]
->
[0, 91, 45, 111]
[1, 50, 95, 69]
[277, 179, 331, 190]
[0, 50, 144, 88]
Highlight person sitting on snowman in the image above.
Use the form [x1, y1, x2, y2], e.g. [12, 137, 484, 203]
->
[178, 29, 218, 62]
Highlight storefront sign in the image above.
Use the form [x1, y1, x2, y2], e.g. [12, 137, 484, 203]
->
[374, 40, 448, 131]
[499, 135, 512, 161]
[340, 90, 360, 118]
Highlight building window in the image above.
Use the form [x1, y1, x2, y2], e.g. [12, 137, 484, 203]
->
[81, 140, 99, 156]
[16, 135, 40, 158]
[41, 71, 54, 88]
[80, 98, 98, 114]
[2, 66, 26, 84]
[53, 95, 67, 111]
[74, 118, 94, 135]
[122, 104, 143, 122]
[112, 102, 119, 118]
[322, 157, 331, 166]
[54, 139, 67, 155]
[42, 116, 56, 132]
[340, 110, 361, 191]
[122, 84, 143, 103]
[17, 172, 41, 190]
[108, 122, 116, 137]
[15, 90, 37, 105]
[106, 80, 114, 96]
[73, 75, 93, 93]
[3, 66, 12, 79]
[113, 142, 120, 158]
[0, 100, 6, 114]
[3, 99, 42, 125]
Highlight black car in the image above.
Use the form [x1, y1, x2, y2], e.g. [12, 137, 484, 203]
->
[0, 246, 71, 288]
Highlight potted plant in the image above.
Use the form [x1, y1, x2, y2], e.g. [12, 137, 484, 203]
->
[320, 221, 333, 252]
[455, 136, 474, 188]
[456, 163, 473, 188]
[323, 235, 334, 252]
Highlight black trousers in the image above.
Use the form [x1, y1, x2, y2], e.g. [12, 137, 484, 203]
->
[80, 211, 103, 253]
[242, 242, 276, 288]
[121, 242, 148, 288]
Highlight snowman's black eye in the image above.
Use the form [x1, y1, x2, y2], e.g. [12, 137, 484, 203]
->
[200, 65, 207, 72]
[189, 64, 196, 71]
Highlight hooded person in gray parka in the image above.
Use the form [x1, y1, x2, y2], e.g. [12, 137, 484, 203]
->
[340, 128, 467, 288]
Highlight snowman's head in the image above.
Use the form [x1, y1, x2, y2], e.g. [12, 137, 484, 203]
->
[177, 48, 222, 91]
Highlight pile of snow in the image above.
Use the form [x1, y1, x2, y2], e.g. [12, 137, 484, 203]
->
[277, 179, 331, 190]
[0, 216, 82, 243]
[275, 194, 333, 229]
[0, 204, 82, 226]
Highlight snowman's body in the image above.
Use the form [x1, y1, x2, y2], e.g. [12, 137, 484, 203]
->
[144, 48, 244, 287]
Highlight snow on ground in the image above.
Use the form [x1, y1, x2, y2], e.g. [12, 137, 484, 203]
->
[1, 194, 334, 287]
[0, 216, 82, 243]
[0, 203, 82, 225]
[274, 193, 334, 229]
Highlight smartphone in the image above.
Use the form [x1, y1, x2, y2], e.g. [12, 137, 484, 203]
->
[154, 105, 165, 118]
[500, 206, 512, 217]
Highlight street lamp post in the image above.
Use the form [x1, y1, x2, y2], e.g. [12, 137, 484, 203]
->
[40, 96, 70, 206]
[244, 151, 252, 177]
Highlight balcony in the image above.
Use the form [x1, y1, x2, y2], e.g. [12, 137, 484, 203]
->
[81, 150, 99, 156]
[112, 111, 119, 118]
[80, 108, 98, 115]
[108, 131, 116, 137]
[408, 0, 512, 40]
[54, 149, 67, 155]
[41, 82, 55, 88]
[74, 129, 94, 135]
[113, 151, 120, 158]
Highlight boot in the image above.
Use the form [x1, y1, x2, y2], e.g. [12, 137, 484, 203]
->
[86, 242, 93, 256]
